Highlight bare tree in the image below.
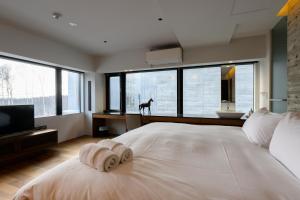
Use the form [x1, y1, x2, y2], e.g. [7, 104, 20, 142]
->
[37, 73, 46, 115]
[0, 66, 4, 100]
[0, 65, 13, 104]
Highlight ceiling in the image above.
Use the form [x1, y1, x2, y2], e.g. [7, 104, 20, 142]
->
[0, 0, 286, 55]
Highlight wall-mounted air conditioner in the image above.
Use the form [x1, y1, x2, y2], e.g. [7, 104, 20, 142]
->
[145, 47, 183, 66]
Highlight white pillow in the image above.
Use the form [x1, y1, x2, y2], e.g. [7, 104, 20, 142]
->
[270, 112, 300, 179]
[242, 108, 283, 147]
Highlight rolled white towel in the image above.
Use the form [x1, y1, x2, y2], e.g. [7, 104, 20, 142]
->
[79, 143, 120, 172]
[98, 139, 133, 164]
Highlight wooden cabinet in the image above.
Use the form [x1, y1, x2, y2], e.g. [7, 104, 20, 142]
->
[141, 115, 245, 127]
[92, 113, 125, 137]
[0, 129, 58, 164]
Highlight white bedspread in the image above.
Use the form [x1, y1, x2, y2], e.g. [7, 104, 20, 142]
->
[14, 123, 300, 200]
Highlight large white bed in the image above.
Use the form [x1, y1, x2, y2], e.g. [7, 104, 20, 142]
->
[14, 123, 300, 200]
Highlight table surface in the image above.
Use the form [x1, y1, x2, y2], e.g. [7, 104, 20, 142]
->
[92, 112, 247, 120]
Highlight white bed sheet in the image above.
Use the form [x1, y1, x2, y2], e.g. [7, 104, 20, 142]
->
[14, 123, 300, 200]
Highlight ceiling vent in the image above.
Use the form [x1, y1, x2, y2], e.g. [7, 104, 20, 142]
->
[146, 47, 183, 66]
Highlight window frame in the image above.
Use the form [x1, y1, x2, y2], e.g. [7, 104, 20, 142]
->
[105, 61, 257, 116]
[105, 73, 125, 113]
[61, 69, 84, 115]
[0, 55, 84, 117]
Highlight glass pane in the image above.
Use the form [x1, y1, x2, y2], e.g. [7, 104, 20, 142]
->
[0, 58, 56, 117]
[62, 70, 81, 114]
[183, 67, 221, 115]
[235, 64, 254, 112]
[126, 70, 177, 115]
[109, 76, 120, 110]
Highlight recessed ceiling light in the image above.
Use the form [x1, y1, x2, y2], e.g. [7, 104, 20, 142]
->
[158, 18, 163, 21]
[52, 12, 62, 19]
[69, 22, 78, 27]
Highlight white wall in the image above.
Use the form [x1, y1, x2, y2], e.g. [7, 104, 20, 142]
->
[183, 35, 266, 66]
[96, 35, 266, 73]
[96, 48, 150, 73]
[84, 72, 105, 135]
[259, 32, 272, 110]
[35, 114, 86, 143]
[0, 21, 99, 142]
[0, 21, 94, 72]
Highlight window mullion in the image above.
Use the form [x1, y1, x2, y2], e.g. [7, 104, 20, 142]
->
[177, 68, 183, 115]
[56, 68, 62, 115]
[120, 73, 126, 113]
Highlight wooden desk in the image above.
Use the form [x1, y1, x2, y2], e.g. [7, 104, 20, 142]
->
[142, 114, 245, 127]
[92, 113, 246, 137]
[92, 113, 126, 137]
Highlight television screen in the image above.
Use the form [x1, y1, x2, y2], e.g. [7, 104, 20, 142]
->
[0, 105, 34, 136]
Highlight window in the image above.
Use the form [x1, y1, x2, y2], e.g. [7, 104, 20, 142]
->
[106, 62, 255, 116]
[183, 67, 221, 115]
[0, 56, 84, 117]
[0, 57, 56, 117]
[126, 70, 177, 115]
[235, 64, 254, 112]
[62, 70, 82, 114]
[109, 76, 121, 111]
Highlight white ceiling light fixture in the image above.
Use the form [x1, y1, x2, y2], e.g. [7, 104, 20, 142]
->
[52, 12, 62, 20]
[69, 22, 78, 27]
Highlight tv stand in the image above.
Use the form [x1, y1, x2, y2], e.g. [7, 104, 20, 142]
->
[0, 129, 58, 164]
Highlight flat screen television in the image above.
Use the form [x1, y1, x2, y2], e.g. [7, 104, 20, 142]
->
[0, 105, 34, 136]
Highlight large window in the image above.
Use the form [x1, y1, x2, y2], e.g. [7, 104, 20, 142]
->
[126, 70, 177, 115]
[0, 57, 56, 117]
[0, 56, 83, 117]
[106, 62, 255, 116]
[235, 64, 254, 112]
[183, 67, 221, 115]
[62, 70, 82, 114]
[108, 76, 121, 111]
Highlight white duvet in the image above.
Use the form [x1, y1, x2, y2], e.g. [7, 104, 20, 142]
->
[14, 123, 300, 200]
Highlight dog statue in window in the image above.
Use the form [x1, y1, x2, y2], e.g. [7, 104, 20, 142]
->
[139, 98, 154, 115]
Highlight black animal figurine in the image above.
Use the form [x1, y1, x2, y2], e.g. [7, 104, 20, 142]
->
[139, 98, 154, 115]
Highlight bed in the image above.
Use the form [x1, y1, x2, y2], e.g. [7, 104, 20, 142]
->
[14, 123, 300, 200]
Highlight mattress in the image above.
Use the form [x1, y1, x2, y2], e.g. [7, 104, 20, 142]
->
[14, 123, 300, 200]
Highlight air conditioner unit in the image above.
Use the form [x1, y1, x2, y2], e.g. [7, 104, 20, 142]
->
[145, 47, 183, 66]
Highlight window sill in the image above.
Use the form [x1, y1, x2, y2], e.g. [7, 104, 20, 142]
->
[35, 112, 83, 119]
[62, 112, 82, 116]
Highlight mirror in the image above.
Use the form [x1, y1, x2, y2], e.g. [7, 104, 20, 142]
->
[221, 65, 235, 102]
